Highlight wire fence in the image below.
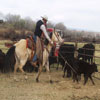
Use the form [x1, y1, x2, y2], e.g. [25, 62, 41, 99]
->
[0, 40, 100, 80]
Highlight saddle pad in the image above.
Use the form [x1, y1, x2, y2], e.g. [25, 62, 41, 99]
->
[26, 38, 33, 49]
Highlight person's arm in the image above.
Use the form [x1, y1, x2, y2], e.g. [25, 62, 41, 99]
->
[40, 24, 51, 42]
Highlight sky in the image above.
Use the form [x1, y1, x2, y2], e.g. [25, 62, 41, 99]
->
[0, 0, 100, 32]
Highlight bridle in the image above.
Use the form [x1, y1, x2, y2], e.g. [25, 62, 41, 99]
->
[53, 28, 61, 44]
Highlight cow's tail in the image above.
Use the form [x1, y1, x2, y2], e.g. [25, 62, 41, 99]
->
[4, 46, 16, 73]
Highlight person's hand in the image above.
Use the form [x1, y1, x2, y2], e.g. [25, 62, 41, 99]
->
[50, 40, 54, 46]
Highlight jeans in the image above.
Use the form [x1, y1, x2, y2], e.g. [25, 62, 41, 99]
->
[32, 35, 37, 62]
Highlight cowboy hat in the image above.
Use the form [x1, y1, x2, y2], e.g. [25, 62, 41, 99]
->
[41, 15, 48, 21]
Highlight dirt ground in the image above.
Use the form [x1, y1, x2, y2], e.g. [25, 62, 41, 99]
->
[0, 68, 100, 100]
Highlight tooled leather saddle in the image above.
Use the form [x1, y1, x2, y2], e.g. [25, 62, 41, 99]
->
[26, 36, 36, 60]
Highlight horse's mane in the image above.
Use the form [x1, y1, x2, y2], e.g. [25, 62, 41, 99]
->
[44, 32, 53, 45]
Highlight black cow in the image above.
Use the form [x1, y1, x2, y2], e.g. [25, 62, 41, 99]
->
[0, 49, 5, 72]
[58, 44, 75, 78]
[49, 44, 75, 78]
[73, 60, 98, 85]
[78, 43, 95, 64]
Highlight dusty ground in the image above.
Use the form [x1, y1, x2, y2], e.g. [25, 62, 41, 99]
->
[0, 68, 100, 100]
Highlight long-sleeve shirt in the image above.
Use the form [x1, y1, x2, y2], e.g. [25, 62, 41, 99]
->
[40, 24, 51, 42]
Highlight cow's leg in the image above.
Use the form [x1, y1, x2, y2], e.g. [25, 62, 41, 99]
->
[72, 72, 76, 82]
[63, 65, 67, 78]
[76, 74, 79, 83]
[89, 75, 95, 85]
[56, 57, 59, 70]
[78, 74, 81, 81]
[73, 72, 79, 83]
[67, 66, 71, 78]
[84, 75, 88, 85]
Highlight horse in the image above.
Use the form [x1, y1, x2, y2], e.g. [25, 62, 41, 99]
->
[5, 30, 64, 83]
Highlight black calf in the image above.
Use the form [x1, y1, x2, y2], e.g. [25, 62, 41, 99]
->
[73, 60, 98, 85]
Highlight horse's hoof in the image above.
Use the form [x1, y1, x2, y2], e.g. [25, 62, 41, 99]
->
[25, 76, 28, 80]
[14, 77, 19, 82]
[92, 83, 95, 85]
[63, 75, 65, 78]
[50, 80, 53, 84]
[36, 78, 39, 82]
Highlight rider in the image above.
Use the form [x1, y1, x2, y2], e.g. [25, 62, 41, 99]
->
[34, 15, 53, 43]
[32, 15, 53, 62]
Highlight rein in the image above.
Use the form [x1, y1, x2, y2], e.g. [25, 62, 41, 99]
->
[58, 51, 77, 74]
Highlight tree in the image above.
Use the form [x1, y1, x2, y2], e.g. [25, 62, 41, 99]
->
[55, 22, 67, 37]
[24, 17, 36, 31]
[5, 13, 21, 24]
[47, 21, 54, 28]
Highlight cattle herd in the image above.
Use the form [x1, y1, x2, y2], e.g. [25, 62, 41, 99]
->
[0, 43, 98, 85]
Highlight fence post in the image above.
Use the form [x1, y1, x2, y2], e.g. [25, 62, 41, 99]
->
[93, 38, 96, 63]
[74, 40, 78, 59]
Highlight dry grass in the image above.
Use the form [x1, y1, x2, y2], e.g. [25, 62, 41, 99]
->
[0, 69, 100, 100]
[0, 40, 12, 53]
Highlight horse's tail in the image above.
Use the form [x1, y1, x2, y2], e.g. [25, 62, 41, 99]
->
[4, 46, 16, 73]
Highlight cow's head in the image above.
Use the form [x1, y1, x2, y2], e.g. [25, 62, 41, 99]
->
[92, 63, 98, 72]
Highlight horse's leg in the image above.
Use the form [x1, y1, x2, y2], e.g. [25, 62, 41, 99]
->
[14, 62, 18, 74]
[19, 66, 25, 74]
[18, 59, 28, 80]
[14, 62, 19, 81]
[19, 64, 28, 80]
[36, 64, 43, 82]
[45, 61, 53, 83]
[31, 61, 38, 68]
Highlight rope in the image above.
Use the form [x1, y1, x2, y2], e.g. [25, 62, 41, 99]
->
[59, 52, 77, 73]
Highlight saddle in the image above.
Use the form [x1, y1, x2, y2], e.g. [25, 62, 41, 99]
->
[26, 36, 35, 50]
[26, 36, 36, 60]
[26, 35, 44, 63]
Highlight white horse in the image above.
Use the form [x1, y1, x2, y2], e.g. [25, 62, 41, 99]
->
[5, 30, 64, 83]
[36, 31, 64, 83]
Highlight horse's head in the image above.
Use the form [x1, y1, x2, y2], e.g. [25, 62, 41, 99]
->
[51, 31, 64, 45]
